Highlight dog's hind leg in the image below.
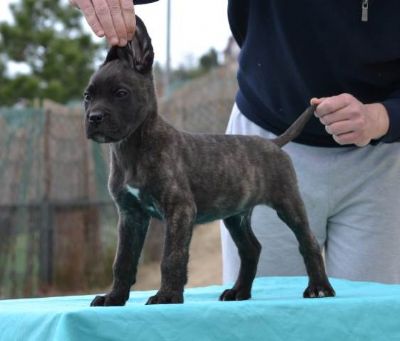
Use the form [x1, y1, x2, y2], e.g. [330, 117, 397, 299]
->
[272, 188, 335, 298]
[220, 211, 261, 301]
[91, 190, 150, 306]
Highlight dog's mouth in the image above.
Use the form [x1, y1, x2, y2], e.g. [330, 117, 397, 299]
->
[85, 118, 134, 144]
[86, 129, 118, 143]
[91, 133, 108, 143]
[86, 120, 120, 143]
[87, 129, 129, 144]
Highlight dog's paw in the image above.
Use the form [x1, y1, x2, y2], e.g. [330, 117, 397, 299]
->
[303, 282, 335, 298]
[146, 291, 183, 305]
[90, 292, 128, 307]
[219, 288, 251, 301]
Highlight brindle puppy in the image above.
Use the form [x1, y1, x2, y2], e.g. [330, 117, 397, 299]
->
[85, 16, 335, 306]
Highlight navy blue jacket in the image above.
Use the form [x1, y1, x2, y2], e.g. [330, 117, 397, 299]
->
[138, 0, 400, 146]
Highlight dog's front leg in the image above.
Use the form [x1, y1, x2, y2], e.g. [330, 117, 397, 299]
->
[91, 191, 150, 306]
[146, 203, 196, 304]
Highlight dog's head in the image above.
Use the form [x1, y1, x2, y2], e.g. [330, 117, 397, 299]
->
[84, 16, 155, 143]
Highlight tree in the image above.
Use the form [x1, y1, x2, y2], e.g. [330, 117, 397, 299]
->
[170, 48, 221, 85]
[0, 0, 102, 105]
[199, 48, 219, 72]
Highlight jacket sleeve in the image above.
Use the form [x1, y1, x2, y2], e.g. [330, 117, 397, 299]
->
[135, 0, 159, 4]
[381, 89, 400, 143]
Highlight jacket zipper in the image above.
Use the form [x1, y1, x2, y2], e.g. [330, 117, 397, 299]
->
[361, 0, 369, 22]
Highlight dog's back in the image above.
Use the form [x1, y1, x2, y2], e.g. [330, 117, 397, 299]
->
[143, 104, 316, 224]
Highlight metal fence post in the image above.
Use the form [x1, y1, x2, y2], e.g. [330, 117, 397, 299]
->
[39, 109, 53, 291]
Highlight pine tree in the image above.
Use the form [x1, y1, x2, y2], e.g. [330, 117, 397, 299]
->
[0, 0, 103, 105]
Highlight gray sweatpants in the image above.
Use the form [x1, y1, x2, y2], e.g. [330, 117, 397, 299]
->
[221, 104, 400, 284]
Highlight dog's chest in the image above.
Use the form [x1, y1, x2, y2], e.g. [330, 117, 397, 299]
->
[126, 185, 162, 218]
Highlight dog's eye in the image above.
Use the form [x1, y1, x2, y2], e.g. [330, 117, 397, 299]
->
[115, 89, 129, 98]
[83, 92, 92, 102]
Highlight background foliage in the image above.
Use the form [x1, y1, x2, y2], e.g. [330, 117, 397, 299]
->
[0, 0, 102, 105]
[0, 0, 222, 106]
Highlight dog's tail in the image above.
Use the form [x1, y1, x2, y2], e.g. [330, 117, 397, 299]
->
[270, 105, 316, 147]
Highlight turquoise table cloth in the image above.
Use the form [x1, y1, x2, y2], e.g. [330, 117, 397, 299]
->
[1, 277, 400, 341]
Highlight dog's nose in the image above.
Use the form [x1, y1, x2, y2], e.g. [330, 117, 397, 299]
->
[88, 111, 104, 124]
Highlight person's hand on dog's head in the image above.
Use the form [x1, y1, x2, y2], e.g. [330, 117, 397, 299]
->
[70, 0, 135, 46]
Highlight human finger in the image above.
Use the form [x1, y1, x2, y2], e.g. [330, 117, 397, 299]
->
[315, 93, 355, 118]
[107, 0, 128, 46]
[318, 106, 358, 126]
[120, 0, 136, 41]
[73, 0, 105, 37]
[332, 132, 357, 145]
[332, 131, 369, 146]
[93, 0, 119, 45]
[310, 97, 325, 106]
[325, 120, 354, 136]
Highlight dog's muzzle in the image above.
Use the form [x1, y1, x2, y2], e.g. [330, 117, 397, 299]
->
[88, 111, 104, 124]
[86, 113, 121, 143]
[86, 111, 108, 143]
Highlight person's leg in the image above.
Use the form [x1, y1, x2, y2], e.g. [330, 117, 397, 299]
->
[326, 143, 400, 284]
[221, 104, 332, 283]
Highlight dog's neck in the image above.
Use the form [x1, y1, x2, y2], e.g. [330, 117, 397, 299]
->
[112, 107, 155, 148]
[109, 104, 174, 167]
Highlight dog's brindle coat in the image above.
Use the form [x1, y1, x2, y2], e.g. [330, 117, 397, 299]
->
[85, 17, 335, 306]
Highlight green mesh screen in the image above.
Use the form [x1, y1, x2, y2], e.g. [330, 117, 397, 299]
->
[0, 63, 237, 298]
[0, 107, 116, 298]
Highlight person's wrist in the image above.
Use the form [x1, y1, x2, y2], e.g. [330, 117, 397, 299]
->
[365, 103, 389, 140]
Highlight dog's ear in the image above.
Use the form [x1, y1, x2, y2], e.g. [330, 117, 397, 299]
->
[104, 45, 130, 65]
[130, 16, 154, 73]
[103, 15, 154, 74]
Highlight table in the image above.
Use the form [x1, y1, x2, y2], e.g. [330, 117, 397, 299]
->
[1, 277, 400, 340]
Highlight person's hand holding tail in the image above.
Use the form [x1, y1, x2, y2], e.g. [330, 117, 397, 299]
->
[311, 94, 389, 147]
